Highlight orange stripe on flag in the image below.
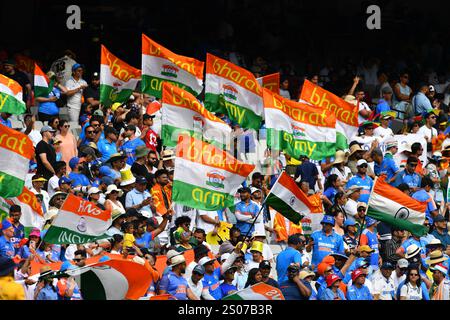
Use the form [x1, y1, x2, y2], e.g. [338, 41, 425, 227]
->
[101, 45, 141, 81]
[17, 186, 44, 216]
[61, 194, 111, 221]
[278, 172, 315, 210]
[373, 177, 427, 212]
[0, 74, 22, 96]
[250, 282, 285, 300]
[0, 124, 34, 158]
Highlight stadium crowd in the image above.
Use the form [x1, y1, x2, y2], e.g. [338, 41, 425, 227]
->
[0, 47, 450, 300]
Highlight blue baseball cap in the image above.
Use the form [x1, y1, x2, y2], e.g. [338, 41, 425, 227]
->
[355, 257, 370, 269]
[69, 157, 84, 169]
[365, 216, 378, 227]
[344, 219, 356, 227]
[72, 63, 84, 71]
[59, 176, 72, 186]
[1, 219, 13, 231]
[321, 215, 335, 226]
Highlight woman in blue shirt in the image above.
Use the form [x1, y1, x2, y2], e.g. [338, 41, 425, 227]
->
[323, 174, 342, 211]
[36, 73, 67, 122]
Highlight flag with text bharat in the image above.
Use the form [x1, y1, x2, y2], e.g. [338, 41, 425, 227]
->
[367, 177, 427, 236]
[7, 186, 45, 236]
[265, 172, 315, 225]
[205, 53, 263, 130]
[161, 82, 231, 148]
[0, 125, 34, 198]
[223, 283, 285, 300]
[141, 34, 204, 99]
[263, 88, 336, 160]
[257, 73, 280, 95]
[43, 194, 112, 244]
[0, 74, 26, 114]
[100, 45, 141, 107]
[34, 63, 54, 98]
[172, 134, 255, 211]
[300, 79, 358, 150]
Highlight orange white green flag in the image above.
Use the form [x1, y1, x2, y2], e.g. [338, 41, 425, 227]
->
[257, 73, 280, 95]
[161, 82, 232, 148]
[141, 34, 204, 99]
[0, 125, 34, 198]
[300, 79, 358, 150]
[43, 194, 112, 244]
[223, 283, 285, 300]
[205, 53, 263, 130]
[34, 63, 55, 98]
[100, 45, 141, 107]
[0, 74, 27, 114]
[172, 134, 255, 211]
[263, 88, 336, 160]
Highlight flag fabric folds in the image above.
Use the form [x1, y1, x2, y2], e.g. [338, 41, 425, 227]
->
[34, 63, 55, 98]
[0, 74, 27, 114]
[223, 283, 285, 300]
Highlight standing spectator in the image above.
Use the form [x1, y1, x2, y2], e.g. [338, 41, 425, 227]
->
[131, 146, 154, 188]
[343, 185, 362, 219]
[343, 219, 359, 253]
[393, 72, 413, 119]
[375, 88, 394, 115]
[65, 63, 88, 122]
[47, 161, 67, 198]
[35, 126, 57, 184]
[55, 120, 78, 172]
[120, 125, 146, 166]
[347, 76, 371, 124]
[83, 72, 101, 112]
[0, 220, 16, 258]
[383, 228, 406, 265]
[359, 217, 380, 270]
[294, 156, 322, 191]
[30, 175, 50, 213]
[2, 59, 31, 107]
[373, 112, 395, 141]
[418, 111, 438, 156]
[50, 49, 77, 84]
[345, 159, 373, 203]
[8, 205, 24, 254]
[22, 114, 42, 147]
[279, 77, 291, 100]
[259, 260, 279, 288]
[234, 187, 261, 236]
[151, 169, 172, 216]
[276, 234, 303, 283]
[142, 114, 159, 152]
[321, 274, 346, 300]
[36, 71, 67, 122]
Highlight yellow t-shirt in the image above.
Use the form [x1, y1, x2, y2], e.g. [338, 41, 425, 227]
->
[0, 276, 25, 300]
[123, 233, 135, 249]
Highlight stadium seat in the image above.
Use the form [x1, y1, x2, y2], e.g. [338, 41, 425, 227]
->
[10, 120, 24, 129]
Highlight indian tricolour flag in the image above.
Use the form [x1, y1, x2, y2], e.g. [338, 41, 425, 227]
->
[0, 197, 12, 222]
[0, 125, 34, 198]
[205, 53, 263, 130]
[7, 187, 45, 236]
[172, 134, 255, 211]
[263, 88, 336, 160]
[100, 45, 141, 107]
[367, 177, 428, 236]
[161, 82, 231, 148]
[44, 194, 112, 244]
[300, 79, 358, 150]
[0, 74, 26, 114]
[223, 283, 285, 300]
[265, 171, 315, 225]
[257, 73, 280, 95]
[34, 63, 54, 98]
[141, 34, 204, 99]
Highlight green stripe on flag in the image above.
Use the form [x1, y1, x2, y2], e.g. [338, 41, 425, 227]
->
[172, 180, 235, 211]
[44, 225, 111, 244]
[204, 93, 262, 130]
[79, 270, 107, 300]
[336, 132, 348, 150]
[267, 128, 336, 161]
[141, 75, 198, 99]
[34, 79, 55, 98]
[0, 93, 26, 115]
[99, 84, 134, 108]
[162, 124, 226, 149]
[266, 193, 303, 225]
[0, 172, 25, 198]
[367, 207, 427, 236]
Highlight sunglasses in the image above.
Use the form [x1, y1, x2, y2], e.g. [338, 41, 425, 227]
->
[399, 267, 408, 272]
[63, 125, 70, 128]
[359, 164, 368, 168]
[409, 273, 419, 277]
[92, 124, 100, 127]
[73, 258, 84, 262]
[87, 131, 95, 134]
[430, 116, 437, 119]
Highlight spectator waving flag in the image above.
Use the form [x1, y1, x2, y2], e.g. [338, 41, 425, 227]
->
[300, 79, 358, 150]
[223, 283, 285, 300]
[34, 63, 54, 98]
[265, 171, 315, 225]
[367, 176, 428, 236]
[6, 186, 45, 236]
[161, 82, 232, 148]
[141, 34, 204, 99]
[204, 53, 263, 130]
[100, 45, 141, 107]
[257, 72, 280, 95]
[0, 74, 26, 114]
[44, 193, 112, 244]
[263, 88, 336, 160]
[172, 134, 255, 211]
[0, 125, 34, 198]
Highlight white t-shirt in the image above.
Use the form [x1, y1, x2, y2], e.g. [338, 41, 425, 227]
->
[400, 282, 422, 300]
[343, 198, 358, 218]
[196, 210, 218, 234]
[390, 272, 406, 291]
[21, 129, 42, 147]
[417, 125, 437, 143]
[184, 261, 197, 280]
[358, 101, 372, 124]
[47, 175, 60, 198]
[372, 272, 396, 300]
[65, 77, 88, 110]
[373, 126, 394, 141]
[329, 166, 352, 182]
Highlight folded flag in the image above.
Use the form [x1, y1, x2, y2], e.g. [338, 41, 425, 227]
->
[34, 63, 55, 98]
[100, 45, 141, 107]
[264, 88, 336, 160]
[0, 74, 26, 114]
[172, 134, 255, 211]
[0, 124, 34, 198]
[367, 177, 427, 236]
[161, 82, 232, 148]
[300, 79, 358, 150]
[141, 34, 204, 99]
[205, 53, 263, 130]
[257, 73, 280, 95]
[223, 283, 285, 300]
[265, 171, 315, 225]
[44, 194, 112, 244]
